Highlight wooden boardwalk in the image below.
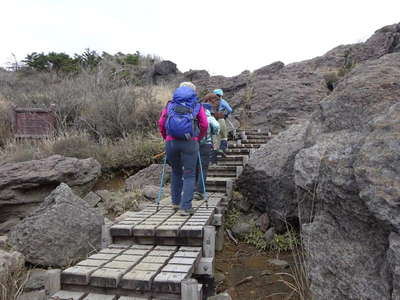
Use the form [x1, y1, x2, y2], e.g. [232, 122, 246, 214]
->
[51, 129, 271, 300]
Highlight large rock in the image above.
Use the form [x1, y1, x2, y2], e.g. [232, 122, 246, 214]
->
[236, 121, 309, 229]
[125, 164, 171, 191]
[0, 155, 101, 231]
[9, 183, 104, 267]
[298, 53, 400, 299]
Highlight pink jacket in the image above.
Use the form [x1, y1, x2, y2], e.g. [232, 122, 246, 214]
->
[158, 105, 208, 141]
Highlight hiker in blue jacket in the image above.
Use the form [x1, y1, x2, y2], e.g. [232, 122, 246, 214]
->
[194, 97, 220, 200]
[213, 89, 233, 155]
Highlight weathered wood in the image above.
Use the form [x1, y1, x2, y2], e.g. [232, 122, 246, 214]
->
[61, 266, 98, 285]
[50, 290, 86, 300]
[101, 224, 113, 249]
[46, 269, 61, 296]
[181, 278, 200, 300]
[90, 268, 126, 288]
[215, 224, 225, 252]
[203, 226, 216, 258]
[194, 257, 215, 276]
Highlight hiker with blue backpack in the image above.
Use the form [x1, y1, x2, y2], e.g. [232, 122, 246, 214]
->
[158, 84, 208, 216]
[213, 89, 233, 156]
[194, 95, 220, 201]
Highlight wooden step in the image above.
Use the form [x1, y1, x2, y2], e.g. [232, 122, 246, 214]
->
[109, 202, 221, 245]
[206, 177, 233, 197]
[217, 155, 248, 167]
[225, 148, 251, 155]
[59, 245, 202, 298]
[208, 165, 243, 178]
[228, 143, 261, 149]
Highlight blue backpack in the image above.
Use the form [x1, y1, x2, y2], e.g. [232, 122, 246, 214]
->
[166, 102, 200, 140]
[165, 86, 201, 140]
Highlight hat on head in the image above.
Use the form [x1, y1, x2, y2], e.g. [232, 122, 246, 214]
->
[213, 89, 223, 96]
[179, 81, 196, 91]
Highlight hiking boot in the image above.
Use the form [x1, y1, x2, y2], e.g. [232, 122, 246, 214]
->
[172, 204, 179, 211]
[193, 192, 204, 200]
[179, 208, 194, 216]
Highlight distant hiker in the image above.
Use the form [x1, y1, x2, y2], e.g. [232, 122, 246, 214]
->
[213, 88, 233, 155]
[158, 85, 208, 216]
[194, 99, 220, 200]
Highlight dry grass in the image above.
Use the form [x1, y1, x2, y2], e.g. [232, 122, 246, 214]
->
[0, 65, 172, 170]
[0, 265, 29, 300]
[0, 130, 163, 170]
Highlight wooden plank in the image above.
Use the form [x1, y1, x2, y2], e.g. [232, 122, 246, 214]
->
[50, 290, 86, 300]
[77, 259, 108, 268]
[133, 262, 164, 272]
[89, 268, 126, 288]
[61, 266, 98, 285]
[89, 253, 118, 261]
[152, 272, 188, 294]
[194, 257, 215, 276]
[120, 270, 157, 291]
[114, 255, 143, 262]
[181, 278, 200, 300]
[82, 293, 117, 300]
[203, 226, 216, 258]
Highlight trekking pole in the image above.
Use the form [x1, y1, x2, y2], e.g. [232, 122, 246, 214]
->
[156, 155, 167, 212]
[197, 151, 209, 209]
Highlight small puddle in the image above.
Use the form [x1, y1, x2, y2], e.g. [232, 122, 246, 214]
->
[216, 239, 299, 300]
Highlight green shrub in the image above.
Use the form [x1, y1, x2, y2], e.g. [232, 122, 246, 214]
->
[269, 230, 300, 253]
[244, 225, 268, 251]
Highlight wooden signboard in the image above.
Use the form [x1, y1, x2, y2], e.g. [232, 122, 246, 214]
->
[12, 104, 56, 138]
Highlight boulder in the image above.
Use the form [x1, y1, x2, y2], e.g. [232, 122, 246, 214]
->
[0, 155, 101, 231]
[153, 60, 178, 76]
[264, 227, 275, 243]
[297, 53, 400, 299]
[8, 183, 104, 267]
[231, 222, 252, 236]
[125, 164, 171, 191]
[142, 185, 161, 200]
[94, 189, 143, 217]
[236, 121, 309, 229]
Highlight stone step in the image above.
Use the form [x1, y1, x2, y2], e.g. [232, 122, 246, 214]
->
[59, 245, 202, 298]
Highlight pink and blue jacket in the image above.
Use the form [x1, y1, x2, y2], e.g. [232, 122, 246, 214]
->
[158, 87, 208, 141]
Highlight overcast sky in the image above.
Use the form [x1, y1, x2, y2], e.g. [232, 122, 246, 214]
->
[1, 0, 399, 76]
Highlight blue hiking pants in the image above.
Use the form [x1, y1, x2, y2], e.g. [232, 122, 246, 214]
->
[166, 140, 199, 210]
